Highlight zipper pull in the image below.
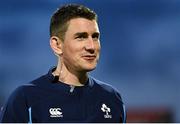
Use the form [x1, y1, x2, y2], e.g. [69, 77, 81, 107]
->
[70, 85, 75, 93]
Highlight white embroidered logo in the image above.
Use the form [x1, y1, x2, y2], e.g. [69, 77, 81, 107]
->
[49, 108, 63, 118]
[101, 104, 112, 119]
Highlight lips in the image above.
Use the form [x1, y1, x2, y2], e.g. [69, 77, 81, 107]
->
[82, 55, 96, 60]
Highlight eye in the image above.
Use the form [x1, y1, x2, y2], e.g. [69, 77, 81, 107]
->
[75, 33, 88, 41]
[76, 35, 86, 40]
[92, 33, 100, 41]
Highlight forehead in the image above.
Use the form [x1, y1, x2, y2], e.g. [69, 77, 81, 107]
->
[67, 18, 99, 33]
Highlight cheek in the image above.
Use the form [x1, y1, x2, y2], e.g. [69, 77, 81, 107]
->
[63, 44, 81, 58]
[96, 42, 101, 52]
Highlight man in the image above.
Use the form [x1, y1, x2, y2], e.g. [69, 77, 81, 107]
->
[0, 4, 126, 123]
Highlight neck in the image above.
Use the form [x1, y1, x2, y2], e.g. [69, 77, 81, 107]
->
[53, 61, 88, 86]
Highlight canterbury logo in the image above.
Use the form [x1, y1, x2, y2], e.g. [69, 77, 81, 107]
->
[49, 108, 63, 118]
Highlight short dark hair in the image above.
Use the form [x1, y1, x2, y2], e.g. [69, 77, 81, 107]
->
[50, 4, 98, 41]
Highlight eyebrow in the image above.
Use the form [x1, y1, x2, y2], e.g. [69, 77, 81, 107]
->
[74, 32, 100, 37]
[74, 32, 88, 37]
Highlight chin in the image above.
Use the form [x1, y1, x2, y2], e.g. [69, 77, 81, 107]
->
[79, 62, 98, 72]
[84, 66, 96, 72]
[86, 68, 96, 72]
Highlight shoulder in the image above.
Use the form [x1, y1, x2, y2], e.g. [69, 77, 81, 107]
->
[6, 83, 35, 104]
[3, 74, 48, 108]
[7, 74, 48, 100]
[11, 75, 46, 94]
[89, 76, 122, 101]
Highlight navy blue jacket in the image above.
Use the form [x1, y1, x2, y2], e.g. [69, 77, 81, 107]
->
[0, 67, 126, 123]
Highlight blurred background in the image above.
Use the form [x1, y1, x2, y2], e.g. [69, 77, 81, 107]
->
[0, 0, 180, 122]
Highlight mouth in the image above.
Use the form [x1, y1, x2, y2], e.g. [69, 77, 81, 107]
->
[82, 55, 96, 60]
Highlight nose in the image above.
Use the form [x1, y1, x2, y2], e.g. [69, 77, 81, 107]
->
[85, 37, 95, 53]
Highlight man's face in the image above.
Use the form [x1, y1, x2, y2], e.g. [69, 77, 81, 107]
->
[61, 18, 101, 73]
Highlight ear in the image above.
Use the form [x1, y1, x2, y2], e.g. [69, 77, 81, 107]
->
[50, 36, 63, 56]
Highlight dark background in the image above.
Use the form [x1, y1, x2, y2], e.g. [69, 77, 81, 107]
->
[0, 0, 180, 122]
